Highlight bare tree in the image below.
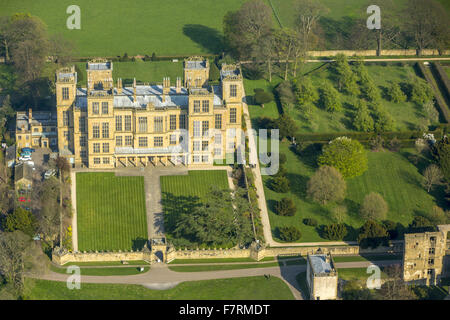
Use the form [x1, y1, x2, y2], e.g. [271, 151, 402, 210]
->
[423, 164, 443, 192]
[376, 265, 417, 300]
[55, 156, 70, 246]
[223, 0, 272, 61]
[293, 0, 328, 52]
[404, 0, 449, 55]
[49, 33, 76, 66]
[0, 231, 48, 295]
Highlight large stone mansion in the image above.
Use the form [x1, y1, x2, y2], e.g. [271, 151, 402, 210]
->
[15, 57, 244, 168]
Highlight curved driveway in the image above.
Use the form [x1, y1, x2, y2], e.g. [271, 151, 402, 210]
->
[38, 260, 400, 300]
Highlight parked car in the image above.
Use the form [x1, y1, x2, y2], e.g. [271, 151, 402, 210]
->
[19, 155, 32, 161]
[18, 197, 26, 202]
[21, 148, 35, 153]
[25, 161, 35, 167]
[44, 169, 57, 179]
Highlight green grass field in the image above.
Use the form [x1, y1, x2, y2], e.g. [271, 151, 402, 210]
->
[1, 0, 246, 56]
[160, 170, 229, 199]
[74, 60, 184, 87]
[24, 276, 294, 300]
[264, 143, 442, 242]
[270, 0, 449, 49]
[50, 265, 150, 276]
[246, 62, 440, 134]
[76, 172, 148, 251]
[169, 261, 282, 272]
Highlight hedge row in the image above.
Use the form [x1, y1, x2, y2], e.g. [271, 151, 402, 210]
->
[433, 62, 450, 101]
[293, 125, 449, 143]
[416, 62, 450, 123]
[71, 53, 219, 63]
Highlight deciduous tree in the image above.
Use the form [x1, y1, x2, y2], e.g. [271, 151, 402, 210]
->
[307, 165, 346, 204]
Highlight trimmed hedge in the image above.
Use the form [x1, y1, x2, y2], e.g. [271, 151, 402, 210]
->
[433, 62, 450, 102]
[294, 126, 449, 143]
[416, 62, 450, 123]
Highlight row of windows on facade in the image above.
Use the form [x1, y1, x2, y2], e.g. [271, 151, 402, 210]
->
[89, 154, 212, 165]
[74, 111, 235, 138]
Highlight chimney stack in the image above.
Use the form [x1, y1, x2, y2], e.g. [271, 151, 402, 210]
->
[176, 77, 181, 93]
[117, 78, 122, 94]
[162, 77, 170, 102]
[133, 78, 136, 101]
[28, 108, 32, 124]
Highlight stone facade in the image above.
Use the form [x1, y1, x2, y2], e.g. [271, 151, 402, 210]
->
[403, 225, 450, 285]
[53, 240, 402, 265]
[54, 57, 243, 168]
[306, 253, 338, 300]
[15, 108, 58, 150]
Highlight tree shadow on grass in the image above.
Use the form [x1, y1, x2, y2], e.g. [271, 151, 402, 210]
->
[182, 24, 224, 54]
[132, 237, 148, 251]
[161, 192, 202, 233]
[286, 172, 308, 198]
[294, 143, 321, 170]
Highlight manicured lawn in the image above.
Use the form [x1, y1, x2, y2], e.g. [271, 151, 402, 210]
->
[76, 172, 148, 251]
[161, 170, 229, 200]
[332, 254, 402, 263]
[50, 265, 150, 276]
[1, 0, 246, 56]
[264, 143, 442, 242]
[168, 257, 272, 264]
[74, 60, 184, 87]
[24, 276, 294, 300]
[62, 260, 150, 266]
[169, 261, 282, 272]
[337, 268, 388, 281]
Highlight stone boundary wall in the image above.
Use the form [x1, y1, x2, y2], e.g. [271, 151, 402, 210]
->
[52, 241, 403, 265]
[307, 49, 450, 57]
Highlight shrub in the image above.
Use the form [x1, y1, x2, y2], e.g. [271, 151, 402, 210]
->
[120, 53, 131, 62]
[279, 153, 287, 165]
[423, 100, 439, 123]
[318, 137, 368, 178]
[278, 226, 302, 242]
[254, 90, 274, 107]
[374, 108, 395, 132]
[294, 77, 318, 105]
[151, 52, 157, 61]
[388, 137, 401, 152]
[275, 114, 298, 140]
[409, 78, 434, 104]
[320, 82, 342, 112]
[361, 79, 381, 102]
[369, 135, 385, 151]
[353, 103, 374, 132]
[274, 198, 297, 216]
[382, 220, 402, 239]
[331, 205, 348, 223]
[270, 176, 290, 193]
[357, 220, 389, 248]
[409, 216, 435, 233]
[303, 218, 318, 226]
[307, 165, 346, 204]
[387, 82, 407, 103]
[322, 223, 348, 240]
[360, 192, 388, 221]
[276, 81, 296, 110]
